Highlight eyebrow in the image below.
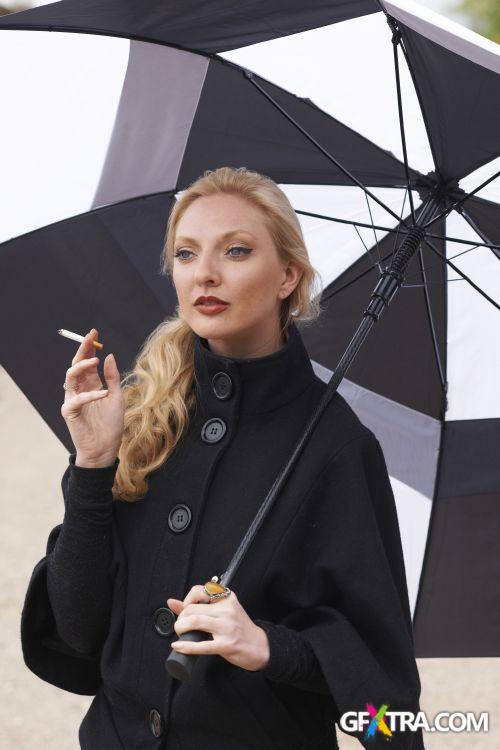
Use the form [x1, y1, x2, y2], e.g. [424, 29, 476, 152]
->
[174, 229, 256, 245]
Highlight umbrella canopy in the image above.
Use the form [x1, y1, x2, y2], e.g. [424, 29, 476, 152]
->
[0, 0, 499, 658]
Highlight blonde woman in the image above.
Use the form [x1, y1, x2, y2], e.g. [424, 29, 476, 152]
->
[21, 167, 424, 749]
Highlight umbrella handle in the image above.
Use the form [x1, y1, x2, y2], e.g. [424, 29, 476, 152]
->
[164, 630, 207, 680]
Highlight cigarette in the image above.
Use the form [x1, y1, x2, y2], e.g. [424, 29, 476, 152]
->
[58, 328, 104, 350]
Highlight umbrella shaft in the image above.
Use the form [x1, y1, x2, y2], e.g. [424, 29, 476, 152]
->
[220, 197, 443, 588]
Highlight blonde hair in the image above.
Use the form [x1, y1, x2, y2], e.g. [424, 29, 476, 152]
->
[112, 166, 323, 502]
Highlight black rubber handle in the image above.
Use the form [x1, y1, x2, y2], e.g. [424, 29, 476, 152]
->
[164, 630, 210, 681]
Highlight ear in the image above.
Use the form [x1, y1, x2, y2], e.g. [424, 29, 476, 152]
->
[280, 261, 303, 299]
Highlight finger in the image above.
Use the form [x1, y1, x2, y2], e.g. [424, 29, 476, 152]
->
[71, 329, 93, 366]
[171, 638, 219, 655]
[174, 614, 220, 638]
[182, 589, 235, 613]
[102, 352, 120, 394]
[175, 611, 222, 633]
[66, 356, 99, 378]
[180, 602, 228, 620]
[183, 584, 211, 607]
[61, 389, 108, 418]
[72, 328, 98, 366]
[65, 357, 101, 393]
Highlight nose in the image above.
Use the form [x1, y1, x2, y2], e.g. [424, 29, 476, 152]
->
[193, 250, 221, 286]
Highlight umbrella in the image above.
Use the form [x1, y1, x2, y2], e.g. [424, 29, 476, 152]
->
[1, 0, 499, 665]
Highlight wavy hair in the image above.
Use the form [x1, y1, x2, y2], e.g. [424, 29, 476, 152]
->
[112, 166, 324, 502]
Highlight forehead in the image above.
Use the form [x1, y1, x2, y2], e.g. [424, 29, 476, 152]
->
[175, 194, 269, 242]
[175, 229, 257, 244]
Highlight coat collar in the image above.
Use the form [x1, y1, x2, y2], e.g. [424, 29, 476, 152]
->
[193, 320, 317, 416]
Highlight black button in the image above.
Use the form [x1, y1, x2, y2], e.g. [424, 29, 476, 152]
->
[168, 503, 192, 533]
[212, 371, 233, 400]
[153, 606, 175, 637]
[201, 417, 226, 444]
[149, 708, 165, 738]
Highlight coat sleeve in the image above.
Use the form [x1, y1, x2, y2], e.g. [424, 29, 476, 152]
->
[20, 453, 119, 696]
[253, 616, 330, 693]
[261, 431, 425, 750]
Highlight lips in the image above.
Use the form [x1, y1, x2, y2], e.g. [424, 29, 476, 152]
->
[194, 296, 230, 306]
[194, 296, 231, 315]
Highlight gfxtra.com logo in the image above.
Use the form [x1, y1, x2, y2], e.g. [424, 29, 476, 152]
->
[340, 704, 489, 739]
[364, 703, 392, 742]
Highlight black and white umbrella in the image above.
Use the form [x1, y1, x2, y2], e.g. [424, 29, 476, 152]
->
[1, 0, 499, 658]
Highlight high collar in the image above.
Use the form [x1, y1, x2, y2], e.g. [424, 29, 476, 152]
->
[192, 321, 317, 416]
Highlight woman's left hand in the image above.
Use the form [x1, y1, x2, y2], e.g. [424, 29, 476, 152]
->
[167, 585, 270, 671]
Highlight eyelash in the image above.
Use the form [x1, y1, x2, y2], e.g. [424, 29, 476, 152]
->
[173, 245, 252, 261]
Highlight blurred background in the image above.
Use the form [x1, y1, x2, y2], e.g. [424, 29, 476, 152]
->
[0, 1, 499, 748]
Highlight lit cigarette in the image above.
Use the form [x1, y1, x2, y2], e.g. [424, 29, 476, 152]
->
[58, 328, 103, 350]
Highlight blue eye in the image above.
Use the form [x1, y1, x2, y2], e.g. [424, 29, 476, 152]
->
[227, 246, 252, 257]
[173, 245, 252, 261]
[173, 249, 192, 260]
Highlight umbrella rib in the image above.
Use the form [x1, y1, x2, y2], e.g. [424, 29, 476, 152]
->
[294, 209, 399, 235]
[353, 223, 382, 273]
[402, 280, 463, 286]
[392, 187, 409, 257]
[428, 232, 500, 252]
[416, 246, 446, 388]
[447, 243, 482, 262]
[423, 239, 500, 311]
[321, 253, 391, 303]
[364, 194, 382, 269]
[374, 1, 443, 185]
[293, 208, 500, 250]
[242, 71, 407, 226]
[389, 19, 417, 223]
[458, 206, 500, 261]
[394, 26, 444, 184]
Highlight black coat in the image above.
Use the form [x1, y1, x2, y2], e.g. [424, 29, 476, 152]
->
[21, 321, 424, 749]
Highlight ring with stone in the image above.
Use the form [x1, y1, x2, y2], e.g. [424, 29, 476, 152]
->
[203, 577, 231, 601]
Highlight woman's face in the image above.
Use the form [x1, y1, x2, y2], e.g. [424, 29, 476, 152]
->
[171, 193, 302, 357]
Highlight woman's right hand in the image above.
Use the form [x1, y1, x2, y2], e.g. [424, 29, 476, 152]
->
[61, 328, 125, 468]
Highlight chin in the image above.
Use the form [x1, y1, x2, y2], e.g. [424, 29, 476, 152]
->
[189, 316, 233, 338]
[199, 320, 259, 345]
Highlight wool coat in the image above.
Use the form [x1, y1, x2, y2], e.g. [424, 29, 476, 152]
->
[20, 320, 425, 749]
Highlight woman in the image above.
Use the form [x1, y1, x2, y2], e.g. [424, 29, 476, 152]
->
[21, 167, 424, 749]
